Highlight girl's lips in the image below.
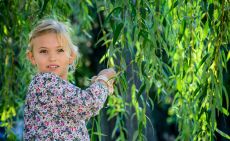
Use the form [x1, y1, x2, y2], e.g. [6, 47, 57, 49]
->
[47, 66, 59, 70]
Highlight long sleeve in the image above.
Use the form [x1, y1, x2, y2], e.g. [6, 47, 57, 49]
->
[31, 72, 108, 120]
[24, 72, 109, 140]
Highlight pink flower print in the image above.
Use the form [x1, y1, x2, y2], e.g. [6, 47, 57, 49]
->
[52, 129, 55, 133]
[26, 133, 30, 137]
[46, 139, 51, 141]
[69, 127, 73, 132]
[92, 87, 96, 91]
[39, 84, 43, 88]
[56, 100, 60, 105]
[54, 90, 57, 95]
[27, 125, 32, 130]
[74, 100, 78, 105]
[28, 101, 31, 106]
[97, 102, 100, 106]
[74, 128, 78, 133]
[79, 100, 83, 104]
[44, 130, 48, 134]
[42, 106, 47, 110]
[77, 122, 79, 126]
[37, 88, 41, 93]
[83, 136, 85, 139]
[80, 105, 85, 109]
[68, 135, 73, 139]
[34, 125, 37, 130]
[44, 122, 49, 126]
[36, 117, 40, 122]
[58, 96, 63, 100]
[56, 129, 61, 134]
[78, 109, 83, 113]
[86, 111, 90, 115]
[95, 91, 99, 96]
[59, 122, 64, 126]
[63, 105, 66, 109]
[52, 79, 55, 82]
[87, 95, 91, 100]
[70, 89, 74, 93]
[31, 94, 35, 98]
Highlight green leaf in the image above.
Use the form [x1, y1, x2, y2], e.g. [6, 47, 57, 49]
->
[138, 121, 143, 134]
[145, 115, 154, 136]
[132, 130, 139, 141]
[176, 75, 182, 92]
[137, 83, 146, 101]
[222, 86, 229, 111]
[208, 3, 214, 21]
[110, 17, 115, 33]
[141, 60, 146, 75]
[215, 128, 230, 139]
[148, 97, 154, 111]
[113, 22, 124, 47]
[97, 6, 105, 12]
[195, 54, 210, 74]
[199, 83, 208, 101]
[92, 132, 107, 136]
[85, 0, 93, 6]
[202, 21, 209, 41]
[227, 51, 230, 61]
[211, 104, 216, 130]
[101, 39, 112, 47]
[132, 25, 137, 41]
[95, 33, 110, 47]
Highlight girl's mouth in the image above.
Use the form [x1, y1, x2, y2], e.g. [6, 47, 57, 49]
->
[47, 65, 59, 70]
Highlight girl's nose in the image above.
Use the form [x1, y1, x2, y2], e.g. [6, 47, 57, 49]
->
[49, 52, 57, 62]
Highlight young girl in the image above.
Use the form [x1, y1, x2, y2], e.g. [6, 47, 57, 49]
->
[24, 19, 116, 141]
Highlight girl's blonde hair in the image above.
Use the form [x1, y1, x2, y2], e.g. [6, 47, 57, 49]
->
[28, 19, 79, 73]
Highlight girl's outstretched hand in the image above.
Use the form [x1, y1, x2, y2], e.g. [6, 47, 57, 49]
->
[91, 68, 116, 86]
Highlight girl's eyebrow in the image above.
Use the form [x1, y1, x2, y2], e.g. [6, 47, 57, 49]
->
[38, 46, 64, 49]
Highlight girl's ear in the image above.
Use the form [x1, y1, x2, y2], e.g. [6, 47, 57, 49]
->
[69, 51, 76, 64]
[27, 51, 37, 66]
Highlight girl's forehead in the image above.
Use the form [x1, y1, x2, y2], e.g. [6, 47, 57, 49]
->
[33, 33, 69, 49]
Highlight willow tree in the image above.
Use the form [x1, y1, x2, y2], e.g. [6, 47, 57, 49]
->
[95, 0, 230, 140]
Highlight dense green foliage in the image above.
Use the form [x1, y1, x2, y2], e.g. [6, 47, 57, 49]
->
[0, 0, 230, 140]
[97, 0, 230, 140]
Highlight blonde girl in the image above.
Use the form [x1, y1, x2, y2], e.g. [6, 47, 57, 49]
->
[24, 19, 116, 141]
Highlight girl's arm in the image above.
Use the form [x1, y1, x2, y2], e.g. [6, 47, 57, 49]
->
[33, 72, 109, 121]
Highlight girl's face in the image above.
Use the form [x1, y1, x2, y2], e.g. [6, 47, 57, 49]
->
[27, 33, 75, 81]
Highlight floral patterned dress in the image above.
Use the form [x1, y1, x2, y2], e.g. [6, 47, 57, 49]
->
[23, 72, 109, 141]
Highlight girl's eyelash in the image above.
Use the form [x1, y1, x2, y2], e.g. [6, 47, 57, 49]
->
[40, 50, 47, 53]
[58, 49, 64, 52]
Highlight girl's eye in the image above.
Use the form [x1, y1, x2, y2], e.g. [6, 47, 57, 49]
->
[58, 49, 64, 52]
[40, 50, 47, 53]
